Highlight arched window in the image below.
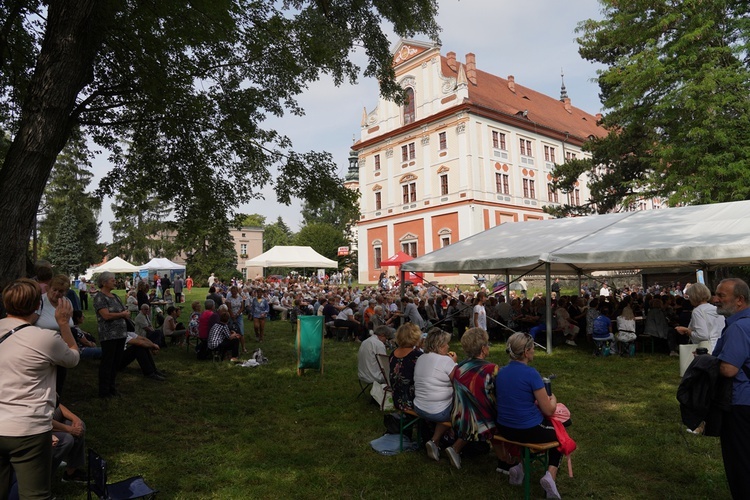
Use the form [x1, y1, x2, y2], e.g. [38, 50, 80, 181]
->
[403, 88, 415, 125]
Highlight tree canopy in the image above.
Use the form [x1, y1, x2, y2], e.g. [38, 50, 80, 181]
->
[0, 0, 441, 288]
[551, 0, 750, 216]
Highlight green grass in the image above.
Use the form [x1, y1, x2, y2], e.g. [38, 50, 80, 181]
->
[54, 288, 729, 499]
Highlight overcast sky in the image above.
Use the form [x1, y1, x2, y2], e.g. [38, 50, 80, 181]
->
[93, 0, 605, 243]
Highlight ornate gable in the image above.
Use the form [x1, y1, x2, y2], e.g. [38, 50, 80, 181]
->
[392, 39, 439, 68]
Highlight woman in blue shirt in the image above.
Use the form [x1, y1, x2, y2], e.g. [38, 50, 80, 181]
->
[496, 332, 564, 499]
[250, 288, 270, 342]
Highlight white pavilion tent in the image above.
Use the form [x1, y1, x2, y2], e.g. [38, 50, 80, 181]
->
[402, 200, 750, 351]
[244, 246, 338, 268]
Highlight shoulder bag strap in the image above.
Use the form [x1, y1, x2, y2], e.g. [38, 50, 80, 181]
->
[0, 323, 31, 345]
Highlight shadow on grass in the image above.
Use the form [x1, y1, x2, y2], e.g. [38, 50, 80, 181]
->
[57, 301, 728, 499]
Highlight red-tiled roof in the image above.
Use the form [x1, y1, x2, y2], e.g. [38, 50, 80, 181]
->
[440, 57, 605, 142]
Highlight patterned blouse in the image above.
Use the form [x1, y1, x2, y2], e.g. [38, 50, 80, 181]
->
[389, 348, 423, 411]
[451, 357, 499, 441]
[93, 292, 127, 342]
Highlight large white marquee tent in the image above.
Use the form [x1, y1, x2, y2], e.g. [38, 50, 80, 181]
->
[402, 200, 750, 351]
[244, 246, 338, 268]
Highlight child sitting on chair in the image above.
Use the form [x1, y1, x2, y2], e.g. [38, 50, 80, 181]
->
[616, 306, 637, 357]
[592, 305, 614, 356]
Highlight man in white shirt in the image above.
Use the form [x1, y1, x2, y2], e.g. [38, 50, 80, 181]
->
[357, 326, 395, 407]
[600, 282, 611, 297]
[357, 326, 393, 384]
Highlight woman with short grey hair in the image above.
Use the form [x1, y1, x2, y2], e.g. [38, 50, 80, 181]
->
[93, 271, 130, 398]
[676, 282, 725, 352]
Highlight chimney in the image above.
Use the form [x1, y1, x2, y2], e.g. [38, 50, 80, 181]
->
[596, 113, 603, 123]
[563, 97, 572, 114]
[465, 53, 477, 85]
[507, 75, 515, 93]
[446, 51, 457, 71]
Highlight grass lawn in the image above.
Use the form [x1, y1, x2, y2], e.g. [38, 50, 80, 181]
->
[53, 288, 729, 499]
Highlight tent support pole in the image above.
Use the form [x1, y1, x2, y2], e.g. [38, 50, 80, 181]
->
[546, 263, 552, 354]
[577, 272, 582, 298]
[506, 271, 511, 302]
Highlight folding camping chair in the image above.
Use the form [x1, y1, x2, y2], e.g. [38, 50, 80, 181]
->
[87, 449, 157, 500]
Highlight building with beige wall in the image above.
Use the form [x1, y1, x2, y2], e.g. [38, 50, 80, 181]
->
[352, 40, 613, 285]
[231, 226, 263, 279]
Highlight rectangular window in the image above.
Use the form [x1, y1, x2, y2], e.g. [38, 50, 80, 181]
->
[402, 241, 417, 258]
[495, 173, 509, 195]
[566, 151, 577, 161]
[573, 188, 580, 206]
[401, 142, 416, 161]
[374, 154, 380, 171]
[375, 191, 382, 210]
[441, 236, 450, 248]
[240, 243, 247, 255]
[548, 184, 558, 203]
[439, 132, 447, 150]
[492, 131, 507, 150]
[544, 146, 556, 163]
[523, 179, 535, 198]
[440, 174, 448, 195]
[374, 247, 382, 269]
[520, 139, 532, 156]
[402, 183, 417, 204]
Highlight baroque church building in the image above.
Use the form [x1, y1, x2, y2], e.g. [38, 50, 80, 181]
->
[352, 40, 607, 285]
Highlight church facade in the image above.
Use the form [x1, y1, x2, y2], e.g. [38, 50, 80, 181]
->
[352, 40, 609, 284]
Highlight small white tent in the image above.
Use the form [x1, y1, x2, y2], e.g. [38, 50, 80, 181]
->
[245, 246, 338, 268]
[89, 256, 141, 274]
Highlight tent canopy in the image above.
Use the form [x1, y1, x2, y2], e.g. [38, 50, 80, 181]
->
[402, 200, 750, 276]
[379, 251, 414, 267]
[245, 246, 338, 268]
[140, 258, 186, 271]
[89, 256, 141, 274]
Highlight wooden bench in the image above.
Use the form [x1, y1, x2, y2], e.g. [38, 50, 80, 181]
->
[398, 409, 451, 452]
[333, 326, 349, 342]
[492, 434, 560, 500]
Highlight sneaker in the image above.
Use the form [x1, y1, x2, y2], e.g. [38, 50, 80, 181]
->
[146, 373, 165, 381]
[509, 463, 524, 486]
[425, 440, 440, 462]
[496, 460, 513, 475]
[446, 446, 461, 469]
[670, 351, 679, 357]
[540, 471, 561, 499]
[62, 469, 87, 483]
[565, 340, 577, 347]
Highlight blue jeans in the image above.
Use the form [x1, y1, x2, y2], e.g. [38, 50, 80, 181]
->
[79, 347, 102, 359]
[415, 403, 453, 423]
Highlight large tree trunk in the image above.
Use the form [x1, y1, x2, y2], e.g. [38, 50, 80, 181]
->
[0, 1, 114, 289]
